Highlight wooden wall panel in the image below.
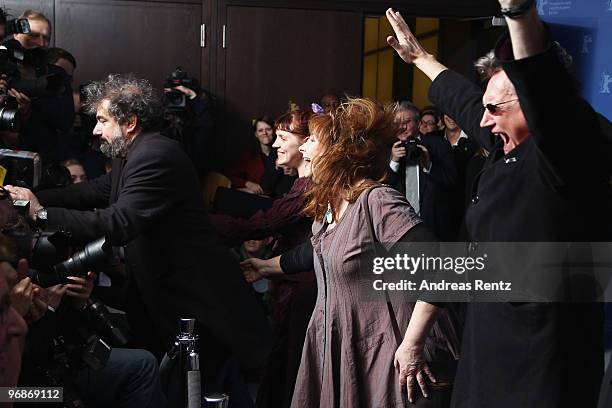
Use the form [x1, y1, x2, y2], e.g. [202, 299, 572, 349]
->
[1, 0, 54, 20]
[54, 0, 202, 89]
[221, 6, 362, 150]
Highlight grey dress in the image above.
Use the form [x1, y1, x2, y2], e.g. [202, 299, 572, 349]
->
[291, 187, 460, 408]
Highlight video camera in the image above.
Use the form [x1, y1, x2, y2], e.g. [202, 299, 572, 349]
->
[162, 67, 198, 111]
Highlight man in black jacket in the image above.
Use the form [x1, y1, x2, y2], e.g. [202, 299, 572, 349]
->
[387, 101, 458, 241]
[6, 75, 272, 390]
[386, 1, 608, 407]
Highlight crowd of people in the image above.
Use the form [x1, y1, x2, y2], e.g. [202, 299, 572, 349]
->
[1, 0, 611, 407]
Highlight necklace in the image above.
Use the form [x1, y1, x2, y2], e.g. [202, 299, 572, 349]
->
[324, 203, 333, 224]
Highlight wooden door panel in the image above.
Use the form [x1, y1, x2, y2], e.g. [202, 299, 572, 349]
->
[55, 0, 202, 88]
[222, 5, 362, 150]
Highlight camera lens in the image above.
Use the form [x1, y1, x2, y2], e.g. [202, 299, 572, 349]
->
[0, 106, 20, 131]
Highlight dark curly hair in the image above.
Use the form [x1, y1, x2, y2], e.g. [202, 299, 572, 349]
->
[84, 74, 163, 131]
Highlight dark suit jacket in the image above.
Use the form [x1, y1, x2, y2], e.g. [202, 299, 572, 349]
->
[429, 45, 607, 407]
[37, 132, 272, 369]
[387, 132, 459, 241]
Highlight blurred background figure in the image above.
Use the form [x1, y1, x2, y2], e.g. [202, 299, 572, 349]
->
[319, 93, 340, 114]
[61, 158, 88, 184]
[419, 106, 442, 135]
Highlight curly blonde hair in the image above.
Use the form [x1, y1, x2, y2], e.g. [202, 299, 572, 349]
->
[302, 98, 397, 223]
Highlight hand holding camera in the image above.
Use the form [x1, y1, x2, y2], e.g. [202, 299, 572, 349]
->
[391, 140, 407, 162]
[391, 139, 431, 168]
[4, 184, 43, 220]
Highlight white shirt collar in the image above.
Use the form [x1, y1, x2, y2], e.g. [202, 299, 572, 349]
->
[445, 130, 468, 147]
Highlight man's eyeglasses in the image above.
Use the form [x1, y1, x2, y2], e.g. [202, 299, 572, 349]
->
[420, 120, 437, 127]
[484, 98, 518, 114]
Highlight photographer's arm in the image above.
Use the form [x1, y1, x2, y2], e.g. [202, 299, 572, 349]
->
[6, 172, 112, 220]
[43, 148, 180, 245]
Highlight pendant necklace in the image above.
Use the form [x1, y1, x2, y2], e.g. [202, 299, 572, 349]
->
[325, 203, 333, 224]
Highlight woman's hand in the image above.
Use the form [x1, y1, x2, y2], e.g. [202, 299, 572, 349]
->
[240, 257, 282, 283]
[244, 181, 264, 195]
[394, 340, 436, 403]
[241, 258, 268, 283]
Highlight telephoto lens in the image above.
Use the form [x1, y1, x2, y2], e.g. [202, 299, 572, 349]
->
[54, 237, 112, 279]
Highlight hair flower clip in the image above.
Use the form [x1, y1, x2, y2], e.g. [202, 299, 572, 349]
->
[311, 103, 324, 114]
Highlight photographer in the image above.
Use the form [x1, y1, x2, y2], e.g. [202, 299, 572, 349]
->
[161, 68, 215, 177]
[387, 101, 458, 241]
[5, 74, 271, 400]
[8, 11, 75, 166]
[11, 251, 168, 408]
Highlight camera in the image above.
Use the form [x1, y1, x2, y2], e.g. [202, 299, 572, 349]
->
[5, 18, 30, 36]
[162, 67, 198, 112]
[0, 38, 66, 98]
[400, 138, 424, 163]
[0, 148, 41, 189]
[26, 234, 113, 287]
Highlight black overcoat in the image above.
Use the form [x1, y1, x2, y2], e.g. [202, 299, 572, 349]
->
[429, 45, 608, 407]
[38, 132, 272, 369]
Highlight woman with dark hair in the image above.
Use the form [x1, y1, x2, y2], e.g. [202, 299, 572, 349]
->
[212, 109, 319, 408]
[289, 98, 460, 407]
[226, 116, 295, 197]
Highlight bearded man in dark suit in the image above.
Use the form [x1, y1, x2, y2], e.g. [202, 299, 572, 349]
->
[6, 74, 271, 391]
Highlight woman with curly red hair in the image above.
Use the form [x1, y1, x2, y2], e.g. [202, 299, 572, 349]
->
[290, 98, 460, 407]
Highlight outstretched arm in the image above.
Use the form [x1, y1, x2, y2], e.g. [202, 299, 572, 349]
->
[499, 0, 547, 59]
[394, 300, 441, 403]
[385, 8, 448, 82]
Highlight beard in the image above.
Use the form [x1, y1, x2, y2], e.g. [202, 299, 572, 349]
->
[100, 127, 132, 158]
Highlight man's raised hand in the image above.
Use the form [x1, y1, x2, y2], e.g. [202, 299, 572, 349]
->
[385, 8, 429, 65]
[385, 8, 449, 81]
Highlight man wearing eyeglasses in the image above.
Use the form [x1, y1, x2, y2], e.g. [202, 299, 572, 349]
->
[388, 101, 458, 241]
[386, 1, 608, 407]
